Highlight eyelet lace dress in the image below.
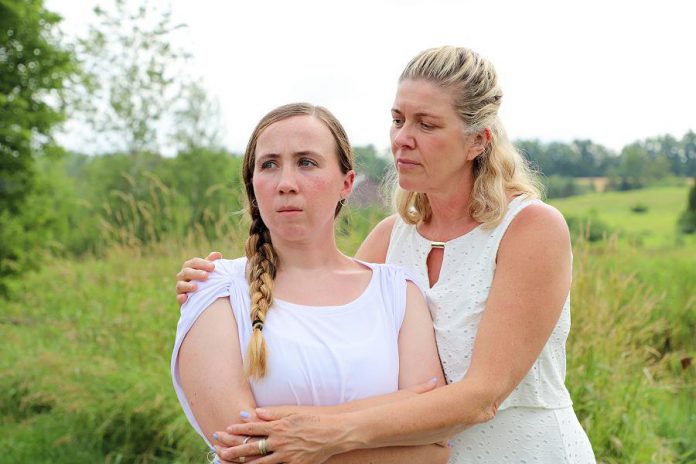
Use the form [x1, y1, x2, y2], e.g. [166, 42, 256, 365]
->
[386, 195, 595, 463]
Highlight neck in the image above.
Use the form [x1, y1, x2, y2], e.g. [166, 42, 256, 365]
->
[268, 229, 351, 273]
[420, 169, 479, 239]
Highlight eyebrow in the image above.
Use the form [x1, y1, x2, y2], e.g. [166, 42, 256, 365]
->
[391, 108, 443, 120]
[256, 150, 326, 161]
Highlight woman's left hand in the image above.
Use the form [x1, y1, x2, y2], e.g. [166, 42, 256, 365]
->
[217, 411, 349, 464]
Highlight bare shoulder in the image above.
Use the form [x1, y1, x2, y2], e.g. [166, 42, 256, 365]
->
[355, 214, 399, 264]
[498, 202, 570, 266]
[506, 202, 569, 245]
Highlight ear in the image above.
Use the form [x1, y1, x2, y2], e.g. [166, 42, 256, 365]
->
[466, 128, 491, 161]
[341, 170, 356, 200]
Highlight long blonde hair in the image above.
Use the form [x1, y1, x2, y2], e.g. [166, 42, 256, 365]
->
[394, 46, 540, 227]
[241, 103, 354, 378]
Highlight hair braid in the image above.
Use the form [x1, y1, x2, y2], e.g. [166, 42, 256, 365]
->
[240, 102, 354, 379]
[244, 217, 278, 379]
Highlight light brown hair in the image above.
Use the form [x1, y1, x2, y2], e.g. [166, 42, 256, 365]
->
[241, 103, 354, 378]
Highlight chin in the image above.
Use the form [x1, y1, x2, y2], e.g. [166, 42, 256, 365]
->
[397, 177, 425, 193]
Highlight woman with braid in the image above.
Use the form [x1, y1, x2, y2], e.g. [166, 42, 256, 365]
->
[176, 46, 595, 463]
[171, 103, 449, 463]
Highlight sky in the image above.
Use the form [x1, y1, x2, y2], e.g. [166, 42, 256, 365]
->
[47, 0, 696, 155]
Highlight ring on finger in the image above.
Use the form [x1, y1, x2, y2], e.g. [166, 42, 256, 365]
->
[258, 438, 269, 456]
[239, 457, 246, 464]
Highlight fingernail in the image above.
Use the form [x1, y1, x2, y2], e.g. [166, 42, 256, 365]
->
[240, 410, 250, 418]
[447, 440, 454, 448]
[255, 408, 267, 415]
[212, 432, 219, 440]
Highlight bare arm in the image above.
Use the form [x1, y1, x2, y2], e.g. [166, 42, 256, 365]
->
[226, 203, 572, 461]
[178, 297, 257, 447]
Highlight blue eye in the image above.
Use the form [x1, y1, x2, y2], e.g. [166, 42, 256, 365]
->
[259, 160, 277, 169]
[420, 122, 434, 130]
[392, 118, 404, 127]
[299, 158, 317, 167]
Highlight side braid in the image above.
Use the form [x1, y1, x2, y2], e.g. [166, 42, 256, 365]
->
[240, 102, 355, 378]
[244, 217, 278, 379]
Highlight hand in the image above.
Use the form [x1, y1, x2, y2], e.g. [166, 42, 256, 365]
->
[175, 251, 223, 305]
[213, 432, 263, 463]
[219, 413, 347, 464]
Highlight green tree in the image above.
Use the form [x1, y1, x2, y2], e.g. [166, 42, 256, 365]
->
[353, 145, 390, 182]
[0, 0, 75, 290]
[73, 0, 191, 156]
[677, 183, 696, 234]
[0, 0, 74, 213]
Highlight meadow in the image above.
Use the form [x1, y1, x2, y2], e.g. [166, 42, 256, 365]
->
[0, 185, 694, 463]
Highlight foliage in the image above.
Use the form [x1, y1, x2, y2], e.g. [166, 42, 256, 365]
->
[677, 183, 696, 234]
[542, 175, 593, 199]
[0, 0, 76, 290]
[517, 133, 695, 189]
[71, 0, 221, 156]
[353, 144, 390, 182]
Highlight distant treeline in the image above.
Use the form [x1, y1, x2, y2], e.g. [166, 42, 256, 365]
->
[518, 133, 696, 186]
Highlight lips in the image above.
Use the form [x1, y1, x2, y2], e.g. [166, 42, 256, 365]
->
[277, 206, 303, 213]
[396, 157, 420, 168]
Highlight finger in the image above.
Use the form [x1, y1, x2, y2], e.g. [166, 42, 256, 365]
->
[176, 279, 198, 293]
[206, 251, 223, 261]
[176, 294, 188, 305]
[216, 442, 263, 461]
[177, 267, 211, 283]
[213, 431, 249, 447]
[183, 257, 216, 272]
[254, 407, 295, 421]
[239, 410, 260, 422]
[226, 422, 271, 436]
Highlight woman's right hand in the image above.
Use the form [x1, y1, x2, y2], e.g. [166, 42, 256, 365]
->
[175, 251, 223, 305]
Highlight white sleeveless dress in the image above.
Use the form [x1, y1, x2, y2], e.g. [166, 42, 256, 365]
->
[386, 195, 596, 463]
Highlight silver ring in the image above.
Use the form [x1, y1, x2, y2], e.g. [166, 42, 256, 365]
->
[258, 438, 269, 455]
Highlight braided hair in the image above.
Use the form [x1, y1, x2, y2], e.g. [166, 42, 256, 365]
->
[241, 103, 354, 378]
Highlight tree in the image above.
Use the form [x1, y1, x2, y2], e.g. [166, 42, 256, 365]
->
[172, 80, 225, 153]
[0, 0, 76, 290]
[0, 0, 74, 214]
[72, 0, 194, 156]
[677, 183, 696, 234]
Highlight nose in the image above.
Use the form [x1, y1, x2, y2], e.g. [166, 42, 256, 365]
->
[391, 123, 415, 150]
[277, 166, 298, 194]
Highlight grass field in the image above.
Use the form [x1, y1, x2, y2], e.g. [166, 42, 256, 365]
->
[549, 185, 696, 248]
[1, 185, 694, 463]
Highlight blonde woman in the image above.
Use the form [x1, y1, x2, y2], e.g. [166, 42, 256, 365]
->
[177, 47, 595, 463]
[172, 103, 448, 464]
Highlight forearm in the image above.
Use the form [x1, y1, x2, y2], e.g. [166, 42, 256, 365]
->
[311, 389, 420, 415]
[327, 444, 449, 464]
[339, 377, 497, 451]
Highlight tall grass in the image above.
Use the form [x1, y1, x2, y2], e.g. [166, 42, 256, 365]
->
[1, 185, 694, 463]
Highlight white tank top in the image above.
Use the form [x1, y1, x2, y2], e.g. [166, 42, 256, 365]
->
[386, 195, 573, 410]
[171, 257, 416, 447]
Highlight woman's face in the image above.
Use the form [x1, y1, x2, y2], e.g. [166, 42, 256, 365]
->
[390, 79, 483, 194]
[252, 115, 354, 243]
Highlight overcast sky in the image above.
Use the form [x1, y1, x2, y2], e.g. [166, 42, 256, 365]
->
[48, 0, 696, 154]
